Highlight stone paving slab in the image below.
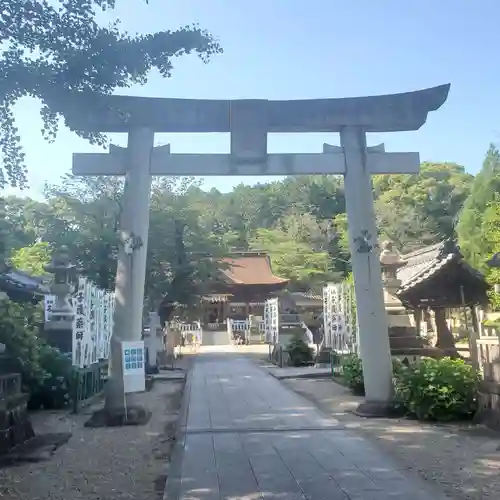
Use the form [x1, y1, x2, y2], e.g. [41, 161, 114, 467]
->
[166, 353, 451, 500]
[264, 365, 332, 380]
[154, 370, 186, 381]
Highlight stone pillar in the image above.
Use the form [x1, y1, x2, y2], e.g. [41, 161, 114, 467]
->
[340, 127, 393, 414]
[145, 311, 162, 373]
[127, 128, 154, 340]
[106, 127, 154, 412]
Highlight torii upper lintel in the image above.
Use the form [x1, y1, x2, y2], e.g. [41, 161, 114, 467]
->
[62, 84, 450, 134]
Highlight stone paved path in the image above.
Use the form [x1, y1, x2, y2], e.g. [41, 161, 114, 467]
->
[165, 352, 451, 500]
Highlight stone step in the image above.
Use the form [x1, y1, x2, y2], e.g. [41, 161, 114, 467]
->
[389, 336, 425, 349]
[201, 330, 232, 346]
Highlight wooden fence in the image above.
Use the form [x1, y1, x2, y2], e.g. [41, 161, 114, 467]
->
[469, 310, 500, 428]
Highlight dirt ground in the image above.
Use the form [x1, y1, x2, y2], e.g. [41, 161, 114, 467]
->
[283, 376, 500, 500]
[0, 375, 186, 500]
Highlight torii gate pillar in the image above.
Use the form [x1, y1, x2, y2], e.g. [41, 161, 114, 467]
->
[340, 128, 393, 414]
[103, 128, 154, 412]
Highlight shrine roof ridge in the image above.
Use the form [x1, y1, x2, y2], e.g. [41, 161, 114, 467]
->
[63, 84, 450, 134]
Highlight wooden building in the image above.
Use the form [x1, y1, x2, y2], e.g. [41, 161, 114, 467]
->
[397, 240, 488, 308]
[396, 239, 489, 351]
[202, 251, 288, 326]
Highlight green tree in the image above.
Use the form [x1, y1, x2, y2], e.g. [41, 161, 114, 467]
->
[457, 145, 500, 269]
[146, 177, 227, 316]
[331, 212, 352, 274]
[10, 241, 51, 276]
[480, 199, 500, 309]
[43, 175, 123, 290]
[0, 0, 222, 188]
[249, 228, 336, 291]
[375, 162, 473, 253]
[2, 196, 52, 249]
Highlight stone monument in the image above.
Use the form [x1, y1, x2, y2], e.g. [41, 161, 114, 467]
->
[69, 84, 450, 418]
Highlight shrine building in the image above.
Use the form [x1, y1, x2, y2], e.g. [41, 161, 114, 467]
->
[201, 251, 288, 327]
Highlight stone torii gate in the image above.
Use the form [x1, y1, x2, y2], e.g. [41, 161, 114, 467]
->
[69, 84, 450, 417]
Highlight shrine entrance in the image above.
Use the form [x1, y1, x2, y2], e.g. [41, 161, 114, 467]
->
[201, 294, 230, 329]
[70, 84, 450, 413]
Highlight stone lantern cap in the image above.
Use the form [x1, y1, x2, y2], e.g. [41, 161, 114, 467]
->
[44, 246, 81, 283]
[380, 241, 405, 268]
[380, 241, 406, 292]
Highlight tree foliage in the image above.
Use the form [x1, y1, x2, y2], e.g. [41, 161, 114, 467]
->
[0, 0, 222, 188]
[10, 241, 51, 276]
[1, 160, 479, 311]
[147, 177, 227, 314]
[0, 298, 46, 390]
[375, 162, 473, 253]
[456, 145, 500, 270]
[42, 175, 124, 289]
[249, 227, 335, 291]
[477, 199, 500, 309]
[3, 175, 227, 316]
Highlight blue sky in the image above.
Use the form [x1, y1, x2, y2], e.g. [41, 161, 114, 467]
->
[7, 0, 499, 198]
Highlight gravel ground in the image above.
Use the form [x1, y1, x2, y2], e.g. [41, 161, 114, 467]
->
[284, 376, 500, 500]
[0, 378, 185, 500]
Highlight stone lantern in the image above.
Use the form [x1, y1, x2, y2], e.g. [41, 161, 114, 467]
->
[379, 241, 425, 357]
[44, 245, 79, 332]
[380, 241, 406, 312]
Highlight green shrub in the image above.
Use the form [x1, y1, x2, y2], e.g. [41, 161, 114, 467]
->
[341, 354, 406, 396]
[0, 298, 73, 409]
[286, 335, 314, 367]
[28, 345, 73, 410]
[341, 353, 365, 395]
[0, 299, 46, 388]
[394, 357, 480, 421]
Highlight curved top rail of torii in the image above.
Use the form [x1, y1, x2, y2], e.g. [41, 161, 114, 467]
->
[63, 84, 450, 134]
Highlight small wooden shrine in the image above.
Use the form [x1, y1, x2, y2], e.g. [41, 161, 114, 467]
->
[0, 266, 48, 303]
[396, 239, 489, 351]
[397, 239, 488, 309]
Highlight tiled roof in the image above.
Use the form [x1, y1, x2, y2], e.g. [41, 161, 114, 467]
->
[221, 252, 289, 286]
[290, 291, 323, 301]
[0, 267, 49, 296]
[397, 240, 485, 293]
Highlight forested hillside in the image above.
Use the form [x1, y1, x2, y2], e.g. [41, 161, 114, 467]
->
[456, 145, 500, 307]
[3, 149, 491, 311]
